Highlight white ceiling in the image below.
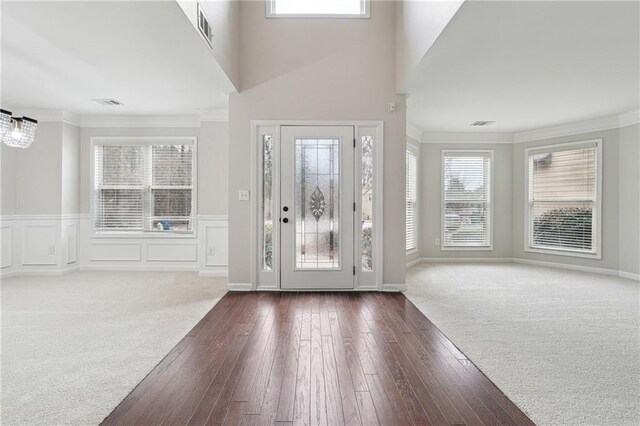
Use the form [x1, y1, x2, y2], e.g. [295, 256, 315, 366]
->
[406, 1, 640, 133]
[1, 1, 232, 117]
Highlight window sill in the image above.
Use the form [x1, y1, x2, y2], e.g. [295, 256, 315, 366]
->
[406, 248, 419, 256]
[91, 232, 197, 240]
[524, 246, 601, 260]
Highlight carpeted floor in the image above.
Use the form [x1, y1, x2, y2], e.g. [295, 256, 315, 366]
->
[405, 262, 640, 426]
[1, 271, 227, 425]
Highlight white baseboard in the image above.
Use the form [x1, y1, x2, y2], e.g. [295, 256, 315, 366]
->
[511, 257, 620, 277]
[1, 265, 80, 279]
[198, 268, 229, 278]
[79, 265, 201, 273]
[228, 282, 252, 291]
[619, 271, 640, 281]
[406, 258, 422, 268]
[419, 257, 513, 263]
[408, 256, 639, 282]
[382, 283, 407, 292]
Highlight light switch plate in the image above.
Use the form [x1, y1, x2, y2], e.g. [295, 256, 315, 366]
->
[238, 190, 250, 201]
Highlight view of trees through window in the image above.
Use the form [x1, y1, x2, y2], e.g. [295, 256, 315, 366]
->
[94, 143, 194, 233]
[443, 153, 491, 248]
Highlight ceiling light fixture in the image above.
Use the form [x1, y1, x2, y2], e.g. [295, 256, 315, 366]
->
[1, 109, 38, 149]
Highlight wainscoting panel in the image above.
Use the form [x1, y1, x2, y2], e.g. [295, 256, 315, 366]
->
[205, 225, 229, 267]
[147, 243, 198, 262]
[1, 215, 228, 277]
[66, 224, 78, 264]
[22, 225, 57, 265]
[90, 243, 142, 262]
[1, 226, 12, 269]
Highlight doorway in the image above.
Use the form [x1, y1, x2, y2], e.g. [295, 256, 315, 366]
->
[253, 121, 383, 291]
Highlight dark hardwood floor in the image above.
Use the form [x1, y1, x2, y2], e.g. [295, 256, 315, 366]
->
[102, 292, 533, 425]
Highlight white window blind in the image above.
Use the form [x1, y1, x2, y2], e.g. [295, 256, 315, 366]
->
[94, 142, 194, 233]
[443, 151, 492, 248]
[406, 148, 418, 251]
[527, 142, 598, 254]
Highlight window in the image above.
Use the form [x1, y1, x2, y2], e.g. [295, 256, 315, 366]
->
[526, 140, 601, 257]
[267, 0, 369, 17]
[406, 146, 418, 252]
[442, 151, 492, 249]
[93, 138, 195, 234]
[361, 135, 374, 270]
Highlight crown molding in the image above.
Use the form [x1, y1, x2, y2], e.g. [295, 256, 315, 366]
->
[412, 109, 640, 145]
[1, 108, 81, 126]
[198, 108, 229, 122]
[513, 115, 621, 143]
[618, 108, 640, 129]
[421, 132, 514, 144]
[80, 115, 203, 128]
[406, 122, 422, 142]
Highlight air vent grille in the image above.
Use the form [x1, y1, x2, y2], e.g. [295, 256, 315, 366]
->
[92, 98, 124, 106]
[198, 4, 213, 49]
[470, 121, 495, 127]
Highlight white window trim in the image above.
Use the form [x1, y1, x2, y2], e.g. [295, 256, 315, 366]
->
[406, 141, 419, 254]
[524, 139, 602, 259]
[89, 136, 198, 239]
[441, 149, 494, 251]
[265, 0, 370, 18]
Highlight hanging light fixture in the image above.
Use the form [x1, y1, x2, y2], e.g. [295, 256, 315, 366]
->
[1, 109, 38, 149]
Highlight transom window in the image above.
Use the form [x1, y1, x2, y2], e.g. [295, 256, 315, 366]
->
[267, 0, 369, 17]
[92, 138, 196, 234]
[526, 140, 601, 257]
[442, 150, 493, 249]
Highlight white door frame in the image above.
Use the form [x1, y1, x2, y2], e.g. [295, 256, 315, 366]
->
[250, 120, 384, 291]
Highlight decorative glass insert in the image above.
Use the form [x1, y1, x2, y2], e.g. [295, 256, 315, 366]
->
[295, 139, 340, 269]
[263, 135, 274, 270]
[361, 136, 374, 271]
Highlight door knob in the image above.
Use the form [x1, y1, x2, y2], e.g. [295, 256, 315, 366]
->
[283, 206, 289, 212]
[283, 218, 289, 223]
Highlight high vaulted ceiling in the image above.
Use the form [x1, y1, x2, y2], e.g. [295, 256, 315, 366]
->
[406, 0, 640, 133]
[1, 1, 232, 116]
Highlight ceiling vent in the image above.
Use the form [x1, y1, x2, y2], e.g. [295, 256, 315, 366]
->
[470, 120, 495, 127]
[92, 98, 124, 106]
[198, 4, 213, 49]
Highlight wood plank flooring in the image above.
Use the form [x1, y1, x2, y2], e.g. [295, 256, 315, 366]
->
[102, 292, 533, 425]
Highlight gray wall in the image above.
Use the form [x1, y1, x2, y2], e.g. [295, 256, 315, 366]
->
[61, 123, 80, 214]
[228, 1, 407, 285]
[1, 122, 79, 215]
[415, 125, 638, 276]
[419, 143, 514, 259]
[79, 123, 228, 216]
[618, 124, 640, 275]
[511, 129, 620, 271]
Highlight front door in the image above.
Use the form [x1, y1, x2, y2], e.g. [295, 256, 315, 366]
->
[280, 126, 355, 290]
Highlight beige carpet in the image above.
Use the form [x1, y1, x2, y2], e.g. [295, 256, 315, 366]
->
[405, 262, 640, 426]
[1, 271, 227, 425]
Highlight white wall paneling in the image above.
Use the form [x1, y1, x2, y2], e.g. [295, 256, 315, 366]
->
[89, 243, 142, 262]
[66, 224, 77, 264]
[1, 226, 13, 268]
[147, 243, 198, 262]
[1, 215, 228, 277]
[22, 225, 57, 265]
